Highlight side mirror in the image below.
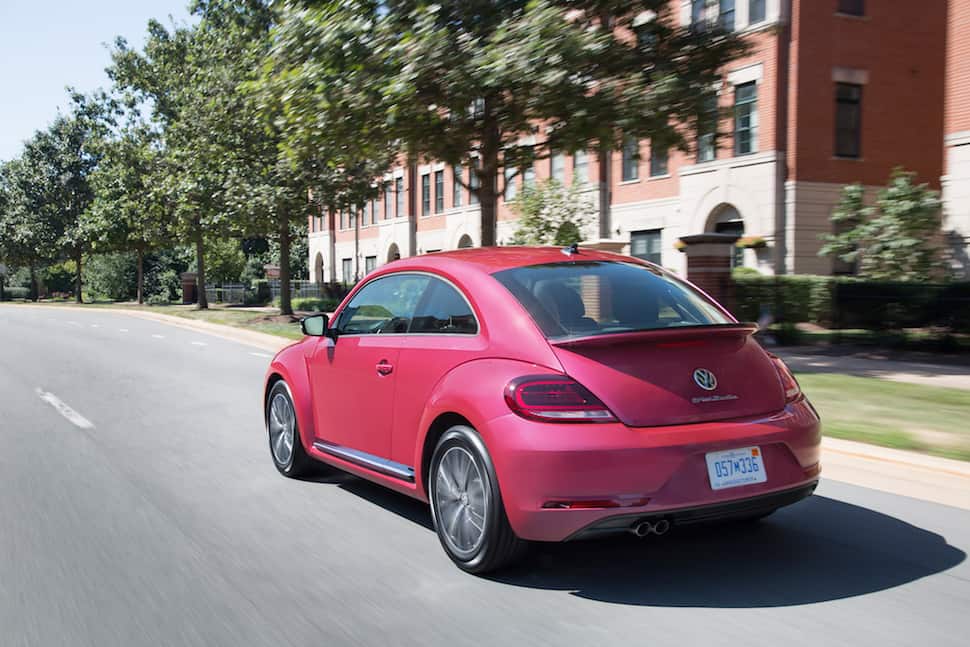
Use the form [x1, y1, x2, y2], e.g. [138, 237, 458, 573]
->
[300, 313, 329, 337]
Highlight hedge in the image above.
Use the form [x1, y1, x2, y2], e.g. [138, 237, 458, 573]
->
[734, 276, 970, 332]
[0, 287, 30, 301]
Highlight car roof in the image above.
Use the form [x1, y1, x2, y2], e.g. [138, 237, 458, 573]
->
[384, 246, 643, 275]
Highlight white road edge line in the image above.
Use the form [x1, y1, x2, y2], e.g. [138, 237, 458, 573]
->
[249, 352, 272, 358]
[35, 389, 95, 430]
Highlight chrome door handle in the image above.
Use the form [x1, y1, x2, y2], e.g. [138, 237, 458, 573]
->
[376, 360, 394, 376]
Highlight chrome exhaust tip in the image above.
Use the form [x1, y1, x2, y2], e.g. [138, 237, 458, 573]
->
[652, 518, 671, 536]
[632, 521, 653, 538]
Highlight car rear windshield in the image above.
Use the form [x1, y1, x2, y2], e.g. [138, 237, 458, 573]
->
[493, 261, 732, 340]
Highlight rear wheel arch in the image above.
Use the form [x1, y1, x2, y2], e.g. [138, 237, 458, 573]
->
[420, 412, 473, 497]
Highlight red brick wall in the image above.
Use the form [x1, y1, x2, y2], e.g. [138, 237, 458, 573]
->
[946, 0, 970, 138]
[789, 0, 946, 187]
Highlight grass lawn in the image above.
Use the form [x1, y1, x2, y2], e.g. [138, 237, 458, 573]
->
[797, 373, 970, 462]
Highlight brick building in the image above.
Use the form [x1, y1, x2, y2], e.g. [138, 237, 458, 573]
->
[309, 0, 951, 283]
[944, 0, 970, 276]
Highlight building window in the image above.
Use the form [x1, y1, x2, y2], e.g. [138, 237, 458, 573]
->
[749, 0, 766, 23]
[650, 145, 668, 177]
[523, 164, 536, 190]
[469, 159, 480, 204]
[838, 0, 865, 16]
[339, 210, 347, 230]
[341, 258, 353, 283]
[453, 165, 463, 207]
[434, 170, 444, 213]
[573, 150, 589, 185]
[734, 82, 758, 156]
[384, 183, 392, 219]
[719, 0, 735, 30]
[691, 0, 706, 27]
[621, 136, 639, 182]
[365, 255, 377, 275]
[835, 83, 862, 159]
[421, 173, 431, 216]
[370, 200, 376, 225]
[395, 177, 404, 217]
[631, 229, 662, 266]
[504, 165, 517, 201]
[698, 95, 718, 162]
[550, 152, 565, 183]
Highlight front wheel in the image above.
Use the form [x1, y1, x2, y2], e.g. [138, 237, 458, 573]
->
[429, 426, 526, 574]
[266, 380, 315, 478]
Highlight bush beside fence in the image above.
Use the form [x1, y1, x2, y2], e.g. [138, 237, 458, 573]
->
[0, 287, 30, 301]
[734, 276, 970, 333]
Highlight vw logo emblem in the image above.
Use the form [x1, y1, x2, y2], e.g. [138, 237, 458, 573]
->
[693, 368, 717, 391]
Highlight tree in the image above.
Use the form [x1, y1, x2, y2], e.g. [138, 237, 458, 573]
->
[509, 180, 597, 246]
[269, 0, 745, 247]
[85, 121, 173, 303]
[110, 17, 222, 309]
[819, 169, 944, 281]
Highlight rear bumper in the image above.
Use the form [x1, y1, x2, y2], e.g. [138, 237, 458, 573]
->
[565, 482, 818, 541]
[480, 399, 821, 542]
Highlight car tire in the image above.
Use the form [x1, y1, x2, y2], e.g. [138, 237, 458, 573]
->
[429, 426, 527, 574]
[266, 380, 315, 478]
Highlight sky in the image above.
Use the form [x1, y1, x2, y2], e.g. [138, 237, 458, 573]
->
[0, 0, 190, 162]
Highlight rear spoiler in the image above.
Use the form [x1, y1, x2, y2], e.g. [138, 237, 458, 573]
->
[549, 323, 759, 348]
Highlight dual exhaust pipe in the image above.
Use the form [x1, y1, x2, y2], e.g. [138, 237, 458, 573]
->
[631, 518, 671, 538]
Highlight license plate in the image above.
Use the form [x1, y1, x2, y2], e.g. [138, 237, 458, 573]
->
[705, 447, 767, 490]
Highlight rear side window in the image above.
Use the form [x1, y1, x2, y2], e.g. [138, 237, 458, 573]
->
[409, 278, 478, 334]
[335, 274, 431, 334]
[493, 261, 731, 340]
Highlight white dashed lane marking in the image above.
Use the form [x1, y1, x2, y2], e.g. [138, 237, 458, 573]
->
[119, 329, 129, 333]
[249, 352, 272, 359]
[35, 389, 95, 430]
[90, 324, 100, 328]
[191, 341, 207, 347]
[151, 334, 165, 339]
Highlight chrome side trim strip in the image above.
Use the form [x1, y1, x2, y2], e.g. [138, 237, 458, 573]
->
[313, 441, 415, 482]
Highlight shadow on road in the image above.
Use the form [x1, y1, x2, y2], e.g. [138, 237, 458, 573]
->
[305, 472, 966, 607]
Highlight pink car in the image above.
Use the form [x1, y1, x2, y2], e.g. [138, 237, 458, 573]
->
[264, 247, 821, 573]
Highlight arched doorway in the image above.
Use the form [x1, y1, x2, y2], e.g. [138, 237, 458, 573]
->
[457, 234, 473, 249]
[387, 243, 401, 263]
[706, 204, 745, 268]
[314, 252, 324, 284]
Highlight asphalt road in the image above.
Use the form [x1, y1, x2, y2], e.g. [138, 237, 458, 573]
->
[1, 305, 968, 647]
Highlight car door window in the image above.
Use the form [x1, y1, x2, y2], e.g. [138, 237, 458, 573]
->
[409, 278, 478, 334]
[335, 274, 431, 335]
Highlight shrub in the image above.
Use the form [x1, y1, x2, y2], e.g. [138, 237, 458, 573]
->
[291, 297, 339, 312]
[1, 286, 30, 301]
[146, 292, 172, 306]
[734, 275, 834, 324]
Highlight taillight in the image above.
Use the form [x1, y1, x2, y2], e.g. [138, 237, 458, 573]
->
[768, 354, 802, 403]
[504, 375, 617, 423]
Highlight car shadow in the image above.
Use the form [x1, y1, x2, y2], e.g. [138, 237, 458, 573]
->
[301, 471, 966, 607]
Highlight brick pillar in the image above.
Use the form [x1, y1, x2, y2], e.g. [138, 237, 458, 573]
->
[679, 233, 740, 312]
[180, 272, 198, 305]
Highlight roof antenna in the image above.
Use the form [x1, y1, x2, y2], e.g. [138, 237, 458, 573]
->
[561, 242, 579, 256]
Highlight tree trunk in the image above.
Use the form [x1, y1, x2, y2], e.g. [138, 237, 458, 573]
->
[598, 141, 612, 240]
[29, 265, 38, 301]
[478, 103, 502, 247]
[136, 246, 145, 305]
[195, 219, 208, 310]
[74, 249, 83, 304]
[278, 216, 293, 316]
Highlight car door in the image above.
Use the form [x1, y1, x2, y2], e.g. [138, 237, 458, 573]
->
[309, 272, 431, 462]
[391, 276, 486, 468]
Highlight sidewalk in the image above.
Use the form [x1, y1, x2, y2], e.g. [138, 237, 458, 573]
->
[774, 347, 970, 390]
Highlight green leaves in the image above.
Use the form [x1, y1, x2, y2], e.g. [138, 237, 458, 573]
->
[509, 179, 596, 246]
[819, 169, 945, 281]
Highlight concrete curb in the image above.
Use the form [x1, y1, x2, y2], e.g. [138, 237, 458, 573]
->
[822, 437, 970, 510]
